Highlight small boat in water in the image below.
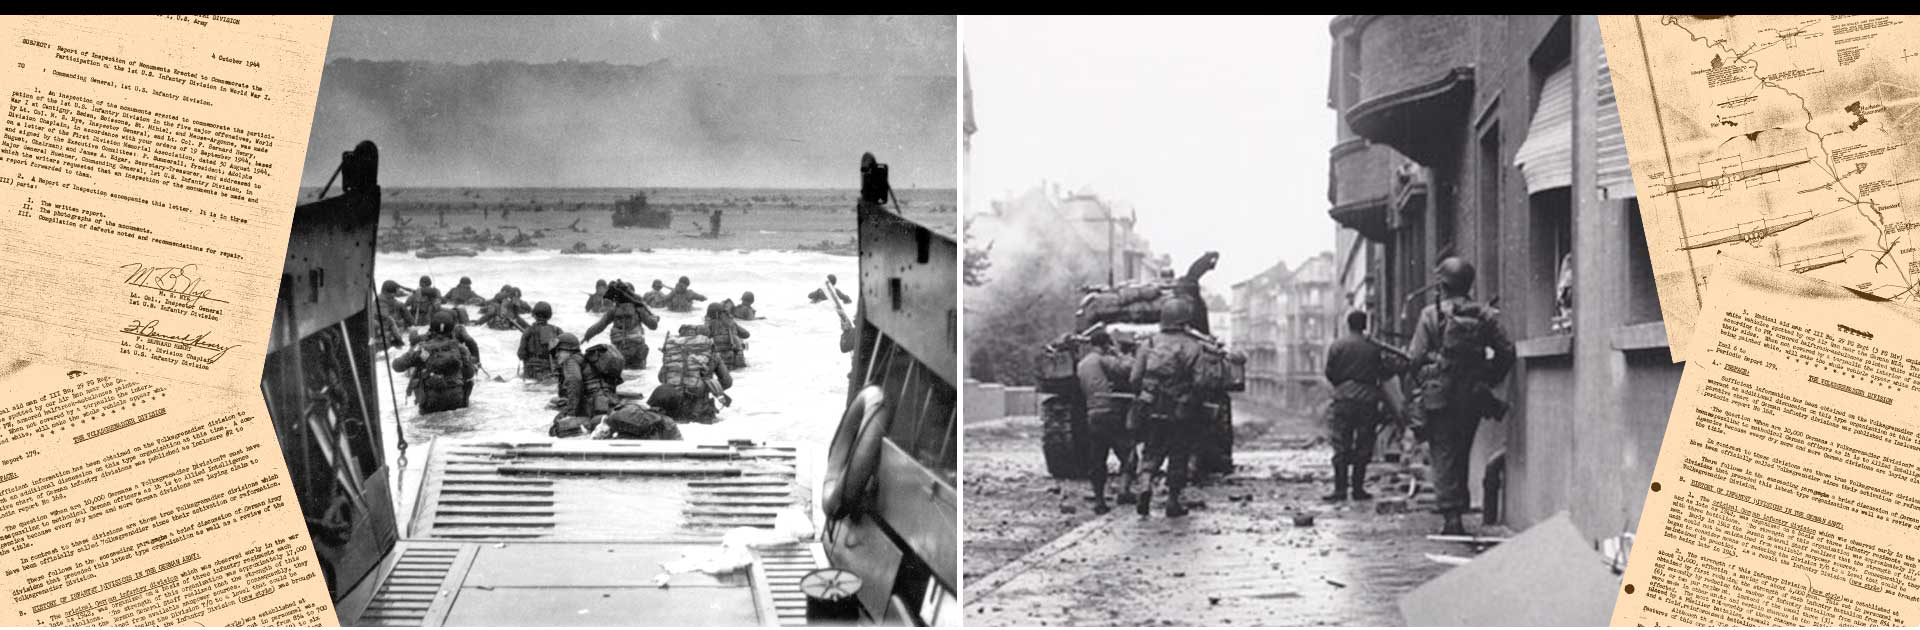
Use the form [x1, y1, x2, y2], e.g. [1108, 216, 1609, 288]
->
[611, 191, 671, 228]
[416, 246, 478, 258]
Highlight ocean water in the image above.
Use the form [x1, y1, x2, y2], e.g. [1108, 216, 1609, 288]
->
[371, 248, 858, 452]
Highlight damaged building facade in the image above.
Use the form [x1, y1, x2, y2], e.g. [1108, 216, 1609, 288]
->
[1325, 15, 1680, 542]
[1229, 251, 1340, 415]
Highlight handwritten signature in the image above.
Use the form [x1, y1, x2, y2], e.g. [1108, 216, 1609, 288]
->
[119, 262, 222, 307]
[120, 319, 237, 363]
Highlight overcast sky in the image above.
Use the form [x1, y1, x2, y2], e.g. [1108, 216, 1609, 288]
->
[965, 15, 1338, 295]
[326, 15, 954, 77]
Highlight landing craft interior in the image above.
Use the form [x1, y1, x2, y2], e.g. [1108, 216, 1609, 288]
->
[263, 142, 957, 626]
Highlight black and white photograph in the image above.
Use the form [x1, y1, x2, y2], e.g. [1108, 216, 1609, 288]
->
[961, 15, 1664, 626]
[259, 15, 957, 626]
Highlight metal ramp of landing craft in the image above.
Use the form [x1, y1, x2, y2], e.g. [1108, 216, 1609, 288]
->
[338, 440, 827, 627]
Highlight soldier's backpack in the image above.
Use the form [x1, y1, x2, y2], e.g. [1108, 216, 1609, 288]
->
[1139, 335, 1193, 401]
[549, 414, 594, 438]
[1436, 300, 1506, 382]
[602, 404, 682, 440]
[658, 333, 717, 395]
[1193, 343, 1247, 393]
[1416, 299, 1509, 415]
[420, 337, 466, 378]
[583, 343, 625, 385]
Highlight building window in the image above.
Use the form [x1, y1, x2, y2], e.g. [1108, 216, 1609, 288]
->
[1529, 189, 1574, 337]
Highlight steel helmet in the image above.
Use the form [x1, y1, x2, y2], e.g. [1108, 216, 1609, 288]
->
[677, 276, 691, 287]
[532, 301, 553, 319]
[1158, 296, 1195, 330]
[428, 309, 457, 334]
[651, 279, 665, 290]
[550, 332, 580, 352]
[458, 276, 472, 285]
[381, 279, 403, 294]
[419, 275, 432, 287]
[740, 291, 755, 304]
[1436, 257, 1477, 293]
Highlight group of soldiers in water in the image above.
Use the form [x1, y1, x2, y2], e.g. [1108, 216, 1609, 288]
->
[374, 271, 857, 442]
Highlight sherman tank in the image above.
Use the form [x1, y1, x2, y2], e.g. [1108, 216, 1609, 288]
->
[1034, 255, 1243, 482]
[264, 143, 954, 625]
[610, 191, 672, 228]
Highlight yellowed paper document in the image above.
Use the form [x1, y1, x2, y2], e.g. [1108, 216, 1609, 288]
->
[1612, 256, 1920, 626]
[0, 15, 332, 392]
[0, 362, 336, 625]
[1598, 15, 1920, 362]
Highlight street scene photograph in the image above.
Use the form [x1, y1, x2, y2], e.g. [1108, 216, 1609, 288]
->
[961, 15, 1663, 626]
[258, 15, 957, 626]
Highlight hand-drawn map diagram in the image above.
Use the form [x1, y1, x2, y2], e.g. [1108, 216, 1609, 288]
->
[1600, 15, 1920, 361]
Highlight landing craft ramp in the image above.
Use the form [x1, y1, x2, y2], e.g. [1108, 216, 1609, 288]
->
[334, 439, 825, 626]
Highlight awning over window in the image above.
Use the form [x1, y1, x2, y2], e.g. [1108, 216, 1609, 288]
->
[1514, 62, 1573, 194]
[1596, 43, 1636, 199]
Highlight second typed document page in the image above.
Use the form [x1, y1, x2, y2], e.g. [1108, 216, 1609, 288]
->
[1613, 256, 1920, 626]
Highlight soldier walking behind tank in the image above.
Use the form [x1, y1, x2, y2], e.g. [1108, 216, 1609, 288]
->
[1408, 257, 1515, 535]
[582, 281, 660, 369]
[1078, 328, 1137, 514]
[1322, 310, 1396, 502]
[517, 302, 563, 381]
[665, 276, 706, 313]
[390, 311, 477, 414]
[1130, 298, 1208, 518]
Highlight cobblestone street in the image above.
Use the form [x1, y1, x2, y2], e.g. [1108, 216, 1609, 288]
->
[963, 401, 1503, 626]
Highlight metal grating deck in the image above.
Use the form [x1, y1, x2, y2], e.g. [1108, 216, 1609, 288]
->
[755, 542, 829, 626]
[411, 440, 804, 540]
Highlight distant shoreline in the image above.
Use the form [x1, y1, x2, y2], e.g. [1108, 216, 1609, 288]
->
[353, 186, 955, 254]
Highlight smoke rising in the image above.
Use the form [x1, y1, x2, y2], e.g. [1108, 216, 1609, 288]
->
[300, 59, 954, 189]
[964, 190, 1110, 385]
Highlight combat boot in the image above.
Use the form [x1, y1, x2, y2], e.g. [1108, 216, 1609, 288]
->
[1322, 460, 1349, 502]
[1441, 513, 1468, 536]
[1348, 463, 1373, 500]
[1115, 471, 1137, 505]
[1165, 487, 1189, 518]
[1135, 482, 1154, 516]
